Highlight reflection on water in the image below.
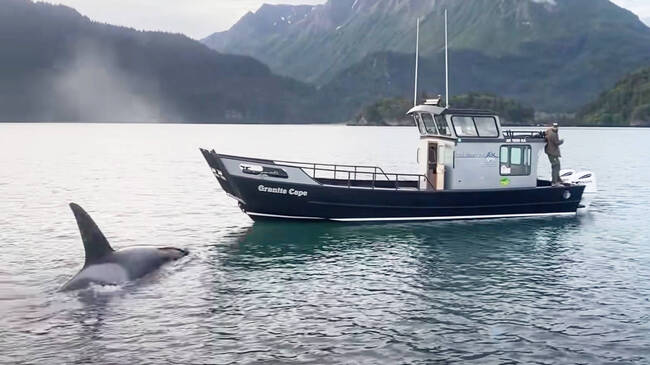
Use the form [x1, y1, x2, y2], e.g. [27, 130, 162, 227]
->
[221, 218, 581, 264]
[201, 218, 622, 364]
[1, 124, 649, 363]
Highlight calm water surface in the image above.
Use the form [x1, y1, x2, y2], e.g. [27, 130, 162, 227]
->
[0, 124, 649, 364]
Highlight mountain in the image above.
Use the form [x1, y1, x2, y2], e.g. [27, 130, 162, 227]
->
[319, 51, 547, 120]
[353, 93, 534, 126]
[352, 98, 414, 126]
[204, 0, 650, 113]
[577, 68, 650, 126]
[0, 0, 322, 123]
[449, 93, 535, 125]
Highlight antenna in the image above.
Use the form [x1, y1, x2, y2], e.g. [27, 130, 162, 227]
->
[445, 9, 450, 108]
[414, 17, 420, 107]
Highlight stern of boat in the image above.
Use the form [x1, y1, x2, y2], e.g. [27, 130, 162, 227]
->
[561, 169, 598, 212]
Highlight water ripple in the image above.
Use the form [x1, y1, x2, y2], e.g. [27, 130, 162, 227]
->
[0, 125, 649, 363]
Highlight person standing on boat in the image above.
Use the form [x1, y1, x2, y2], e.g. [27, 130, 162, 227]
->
[545, 122, 564, 186]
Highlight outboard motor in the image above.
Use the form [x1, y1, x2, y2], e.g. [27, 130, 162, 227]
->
[559, 169, 576, 183]
[560, 169, 597, 211]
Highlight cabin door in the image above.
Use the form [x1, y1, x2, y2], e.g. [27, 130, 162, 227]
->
[427, 143, 437, 186]
[427, 142, 446, 190]
[418, 139, 447, 190]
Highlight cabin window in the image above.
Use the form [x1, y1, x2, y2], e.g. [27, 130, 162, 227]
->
[452, 116, 500, 138]
[452, 116, 478, 137]
[474, 117, 499, 137]
[500, 145, 532, 176]
[434, 115, 452, 136]
[421, 113, 439, 135]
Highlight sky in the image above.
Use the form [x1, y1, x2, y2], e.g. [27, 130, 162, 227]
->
[40, 0, 650, 40]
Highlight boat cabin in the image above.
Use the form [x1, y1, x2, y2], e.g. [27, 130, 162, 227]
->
[408, 103, 546, 191]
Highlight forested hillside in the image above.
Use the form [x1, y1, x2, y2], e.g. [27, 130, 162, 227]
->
[353, 93, 535, 126]
[0, 0, 322, 123]
[578, 68, 650, 126]
[2, 0, 649, 126]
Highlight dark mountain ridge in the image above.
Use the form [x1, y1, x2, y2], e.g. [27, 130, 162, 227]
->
[3, 0, 649, 125]
[0, 0, 322, 123]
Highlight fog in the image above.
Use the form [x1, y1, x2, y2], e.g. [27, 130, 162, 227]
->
[53, 42, 173, 123]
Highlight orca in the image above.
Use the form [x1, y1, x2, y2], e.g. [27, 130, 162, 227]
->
[61, 203, 188, 291]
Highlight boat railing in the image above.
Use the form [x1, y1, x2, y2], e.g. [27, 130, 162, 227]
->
[503, 129, 546, 139]
[274, 159, 435, 190]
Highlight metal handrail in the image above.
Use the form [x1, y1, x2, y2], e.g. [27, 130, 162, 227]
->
[275, 159, 436, 191]
[273, 158, 384, 170]
[503, 129, 546, 139]
[278, 160, 393, 181]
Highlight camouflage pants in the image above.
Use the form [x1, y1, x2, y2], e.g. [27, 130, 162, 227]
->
[548, 155, 561, 184]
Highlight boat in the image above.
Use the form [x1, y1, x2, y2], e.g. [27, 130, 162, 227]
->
[199, 100, 596, 222]
[198, 11, 596, 223]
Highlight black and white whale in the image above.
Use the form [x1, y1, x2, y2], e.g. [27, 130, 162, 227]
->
[61, 203, 188, 291]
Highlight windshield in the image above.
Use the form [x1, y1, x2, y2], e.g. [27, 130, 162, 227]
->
[421, 113, 438, 135]
[435, 115, 452, 136]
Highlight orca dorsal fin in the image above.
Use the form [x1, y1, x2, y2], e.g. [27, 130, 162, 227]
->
[69, 203, 114, 266]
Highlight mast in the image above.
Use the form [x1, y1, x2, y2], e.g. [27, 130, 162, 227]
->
[445, 9, 450, 108]
[414, 17, 420, 107]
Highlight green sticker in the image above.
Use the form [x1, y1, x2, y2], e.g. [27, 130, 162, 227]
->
[500, 178, 511, 186]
